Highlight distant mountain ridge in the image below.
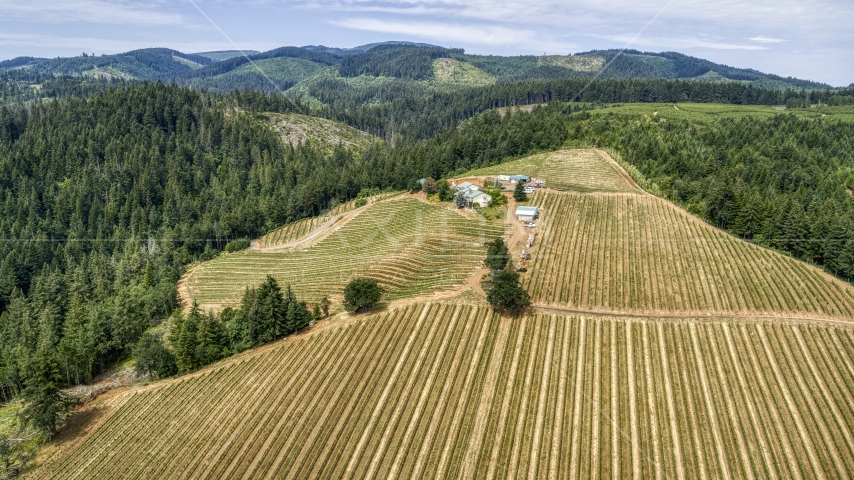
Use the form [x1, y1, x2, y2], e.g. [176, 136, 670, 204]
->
[0, 42, 836, 94]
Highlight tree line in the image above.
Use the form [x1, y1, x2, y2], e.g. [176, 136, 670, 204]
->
[0, 82, 569, 411]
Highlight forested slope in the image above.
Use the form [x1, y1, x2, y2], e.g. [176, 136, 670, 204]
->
[0, 83, 568, 399]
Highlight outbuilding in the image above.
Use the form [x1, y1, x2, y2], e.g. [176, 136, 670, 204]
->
[464, 190, 493, 208]
[509, 175, 531, 184]
[515, 205, 539, 221]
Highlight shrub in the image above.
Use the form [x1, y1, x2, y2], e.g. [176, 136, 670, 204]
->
[344, 278, 383, 313]
[225, 238, 251, 252]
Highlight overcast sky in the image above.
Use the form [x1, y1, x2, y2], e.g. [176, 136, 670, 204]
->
[0, 0, 851, 86]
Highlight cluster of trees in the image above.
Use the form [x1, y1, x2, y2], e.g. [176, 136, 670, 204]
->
[136, 275, 315, 378]
[482, 239, 530, 312]
[570, 111, 854, 280]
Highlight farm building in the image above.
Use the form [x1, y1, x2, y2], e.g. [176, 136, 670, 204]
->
[455, 181, 479, 192]
[515, 205, 539, 221]
[464, 190, 492, 208]
[509, 175, 531, 184]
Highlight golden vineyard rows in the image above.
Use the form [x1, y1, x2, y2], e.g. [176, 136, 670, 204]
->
[34, 302, 854, 479]
[525, 190, 854, 320]
[259, 192, 400, 248]
[186, 198, 506, 308]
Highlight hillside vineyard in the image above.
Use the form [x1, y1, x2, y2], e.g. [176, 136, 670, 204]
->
[33, 302, 854, 479]
[526, 190, 854, 319]
[4, 44, 854, 479]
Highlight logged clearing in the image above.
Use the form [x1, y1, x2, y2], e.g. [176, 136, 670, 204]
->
[537, 54, 605, 72]
[432, 58, 496, 87]
[185, 197, 506, 308]
[525, 190, 854, 320]
[465, 149, 640, 193]
[32, 303, 854, 479]
[261, 111, 380, 156]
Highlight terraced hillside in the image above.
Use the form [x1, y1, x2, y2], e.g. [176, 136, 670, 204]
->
[185, 197, 505, 309]
[464, 149, 639, 193]
[258, 192, 400, 248]
[524, 190, 854, 320]
[33, 302, 854, 479]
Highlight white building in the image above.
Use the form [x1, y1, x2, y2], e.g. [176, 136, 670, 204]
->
[464, 190, 492, 208]
[515, 206, 539, 221]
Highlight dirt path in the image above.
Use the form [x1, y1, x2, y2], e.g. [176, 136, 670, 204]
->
[593, 149, 643, 193]
[530, 304, 854, 328]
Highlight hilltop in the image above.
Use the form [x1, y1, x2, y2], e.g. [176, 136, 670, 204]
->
[30, 148, 854, 479]
[0, 43, 835, 95]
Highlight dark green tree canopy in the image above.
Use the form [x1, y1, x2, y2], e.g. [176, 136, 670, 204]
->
[513, 181, 527, 201]
[343, 278, 384, 313]
[485, 271, 531, 313]
[484, 238, 510, 271]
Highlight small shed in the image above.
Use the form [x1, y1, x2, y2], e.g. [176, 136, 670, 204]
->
[455, 181, 479, 192]
[515, 206, 539, 221]
[509, 175, 531, 184]
[464, 190, 492, 208]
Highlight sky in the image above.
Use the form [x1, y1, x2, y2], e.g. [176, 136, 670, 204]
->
[0, 0, 851, 86]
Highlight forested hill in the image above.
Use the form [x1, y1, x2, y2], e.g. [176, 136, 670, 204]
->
[0, 82, 568, 401]
[0, 44, 837, 93]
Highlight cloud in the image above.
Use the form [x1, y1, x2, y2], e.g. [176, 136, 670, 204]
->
[0, 32, 266, 55]
[332, 18, 538, 46]
[749, 36, 785, 43]
[0, 0, 184, 26]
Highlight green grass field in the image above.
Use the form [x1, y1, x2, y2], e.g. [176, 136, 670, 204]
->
[584, 102, 854, 123]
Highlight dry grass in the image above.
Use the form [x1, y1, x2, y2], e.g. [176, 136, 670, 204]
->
[465, 149, 639, 193]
